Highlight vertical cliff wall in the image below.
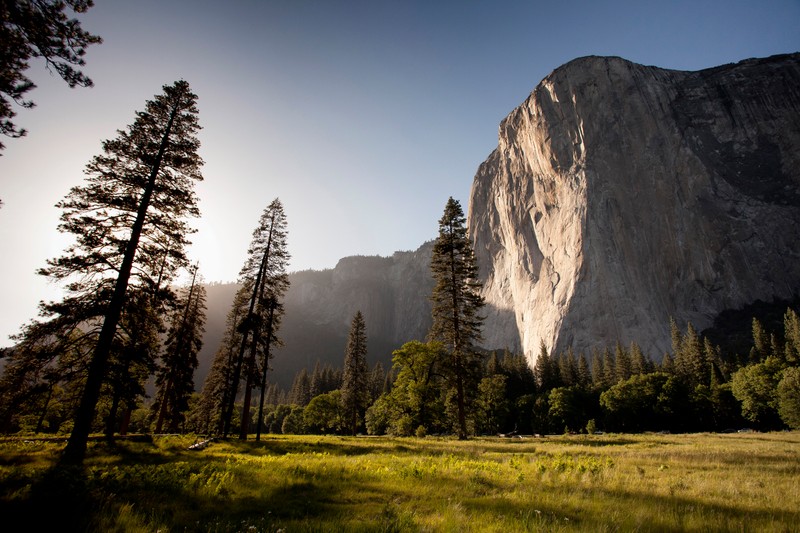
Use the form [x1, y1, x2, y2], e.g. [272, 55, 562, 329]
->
[469, 54, 800, 363]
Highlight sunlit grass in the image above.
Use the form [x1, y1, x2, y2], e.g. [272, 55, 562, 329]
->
[0, 432, 798, 531]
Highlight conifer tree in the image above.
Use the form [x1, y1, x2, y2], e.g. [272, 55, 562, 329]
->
[342, 311, 369, 435]
[152, 265, 207, 433]
[428, 197, 484, 439]
[310, 361, 324, 398]
[220, 199, 289, 440]
[368, 362, 386, 403]
[1, 0, 102, 151]
[784, 308, 800, 364]
[602, 348, 616, 387]
[534, 342, 556, 392]
[289, 368, 311, 407]
[751, 318, 770, 362]
[35, 80, 203, 464]
[576, 353, 592, 389]
[614, 342, 632, 383]
[194, 285, 249, 435]
[630, 341, 649, 376]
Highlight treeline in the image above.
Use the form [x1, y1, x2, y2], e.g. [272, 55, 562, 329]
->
[191, 308, 800, 437]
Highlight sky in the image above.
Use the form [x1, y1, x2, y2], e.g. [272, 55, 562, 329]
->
[1, 0, 798, 347]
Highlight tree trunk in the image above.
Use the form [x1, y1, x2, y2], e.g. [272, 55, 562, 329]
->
[119, 406, 132, 436]
[105, 388, 121, 440]
[60, 98, 181, 466]
[224, 215, 274, 438]
[239, 380, 254, 439]
[35, 384, 54, 434]
[154, 377, 172, 434]
[222, 252, 267, 437]
[255, 302, 276, 441]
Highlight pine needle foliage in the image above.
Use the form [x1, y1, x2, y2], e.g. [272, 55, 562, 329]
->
[51, 80, 203, 464]
[428, 197, 484, 439]
[342, 311, 369, 435]
[0, 0, 102, 150]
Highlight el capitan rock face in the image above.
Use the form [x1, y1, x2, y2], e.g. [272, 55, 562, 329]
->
[469, 53, 800, 363]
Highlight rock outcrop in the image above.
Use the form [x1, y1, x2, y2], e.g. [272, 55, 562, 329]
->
[469, 53, 800, 363]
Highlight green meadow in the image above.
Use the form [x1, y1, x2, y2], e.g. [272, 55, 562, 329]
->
[1, 432, 798, 532]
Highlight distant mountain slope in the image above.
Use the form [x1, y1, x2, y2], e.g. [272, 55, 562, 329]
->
[196, 243, 434, 390]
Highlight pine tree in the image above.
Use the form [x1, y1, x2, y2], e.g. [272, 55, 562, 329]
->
[751, 318, 770, 362]
[630, 341, 649, 376]
[342, 311, 369, 436]
[428, 197, 484, 439]
[0, 0, 102, 151]
[194, 285, 249, 435]
[104, 288, 161, 437]
[368, 362, 386, 403]
[681, 323, 707, 387]
[310, 361, 324, 398]
[784, 308, 800, 364]
[534, 342, 556, 392]
[576, 353, 592, 389]
[602, 348, 616, 387]
[289, 368, 311, 407]
[40, 80, 203, 465]
[152, 265, 207, 433]
[614, 342, 632, 383]
[219, 199, 290, 440]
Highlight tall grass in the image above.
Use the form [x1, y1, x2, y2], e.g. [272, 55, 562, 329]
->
[1, 432, 798, 531]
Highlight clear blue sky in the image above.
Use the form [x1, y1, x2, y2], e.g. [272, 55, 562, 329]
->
[1, 0, 798, 346]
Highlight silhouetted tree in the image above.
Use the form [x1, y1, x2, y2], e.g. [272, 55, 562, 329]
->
[0, 0, 101, 151]
[428, 197, 484, 439]
[221, 199, 290, 440]
[192, 285, 249, 435]
[252, 201, 290, 441]
[152, 265, 207, 433]
[40, 80, 203, 465]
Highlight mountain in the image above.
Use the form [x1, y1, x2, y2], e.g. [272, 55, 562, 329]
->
[196, 243, 434, 390]
[196, 53, 800, 386]
[469, 53, 800, 363]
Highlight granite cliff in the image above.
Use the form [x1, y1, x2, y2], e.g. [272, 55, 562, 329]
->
[469, 53, 800, 363]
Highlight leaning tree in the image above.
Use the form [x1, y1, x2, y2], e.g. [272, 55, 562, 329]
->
[31, 80, 205, 464]
[220, 198, 290, 439]
[428, 197, 485, 439]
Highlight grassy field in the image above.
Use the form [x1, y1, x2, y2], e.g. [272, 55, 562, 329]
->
[0, 432, 798, 532]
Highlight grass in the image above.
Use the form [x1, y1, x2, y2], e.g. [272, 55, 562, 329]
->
[0, 432, 798, 532]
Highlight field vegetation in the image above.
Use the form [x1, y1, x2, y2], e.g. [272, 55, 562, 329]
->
[1, 432, 798, 532]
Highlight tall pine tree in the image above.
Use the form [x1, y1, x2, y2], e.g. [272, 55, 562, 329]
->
[221, 199, 290, 440]
[341, 311, 369, 436]
[428, 197, 484, 439]
[54, 80, 203, 464]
